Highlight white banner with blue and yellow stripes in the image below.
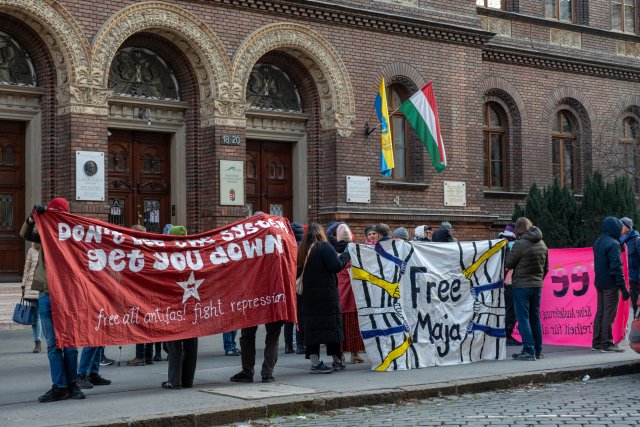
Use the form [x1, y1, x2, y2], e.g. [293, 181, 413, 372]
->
[349, 239, 507, 370]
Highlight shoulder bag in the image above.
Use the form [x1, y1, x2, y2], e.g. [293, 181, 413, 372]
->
[13, 298, 35, 325]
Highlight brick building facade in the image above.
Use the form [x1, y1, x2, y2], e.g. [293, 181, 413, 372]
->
[1, 0, 639, 280]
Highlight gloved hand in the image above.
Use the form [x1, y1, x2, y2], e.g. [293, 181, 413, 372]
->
[621, 287, 630, 301]
[33, 205, 46, 214]
[335, 240, 349, 254]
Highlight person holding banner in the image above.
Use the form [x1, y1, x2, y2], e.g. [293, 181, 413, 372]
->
[298, 223, 351, 373]
[506, 217, 548, 361]
[619, 217, 640, 315]
[20, 198, 86, 402]
[163, 225, 199, 389]
[592, 217, 630, 353]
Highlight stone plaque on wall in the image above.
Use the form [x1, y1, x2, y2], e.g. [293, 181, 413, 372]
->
[76, 151, 105, 201]
[220, 160, 244, 206]
[346, 176, 371, 203]
[444, 181, 466, 207]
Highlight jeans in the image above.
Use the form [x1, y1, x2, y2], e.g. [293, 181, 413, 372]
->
[223, 331, 238, 352]
[79, 346, 104, 376]
[512, 287, 542, 356]
[592, 287, 620, 349]
[27, 299, 42, 342]
[39, 293, 78, 388]
[239, 321, 283, 377]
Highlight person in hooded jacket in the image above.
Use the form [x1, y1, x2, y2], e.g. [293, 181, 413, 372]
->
[592, 216, 630, 352]
[283, 221, 306, 354]
[505, 217, 548, 361]
[298, 223, 351, 373]
[619, 217, 640, 315]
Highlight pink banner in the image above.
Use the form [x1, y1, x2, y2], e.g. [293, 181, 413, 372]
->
[512, 247, 630, 347]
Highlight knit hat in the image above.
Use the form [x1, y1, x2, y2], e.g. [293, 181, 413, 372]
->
[499, 223, 517, 239]
[392, 227, 409, 241]
[169, 225, 187, 236]
[441, 221, 453, 230]
[163, 224, 174, 235]
[621, 217, 634, 229]
[47, 197, 69, 212]
[364, 225, 374, 235]
[373, 223, 391, 237]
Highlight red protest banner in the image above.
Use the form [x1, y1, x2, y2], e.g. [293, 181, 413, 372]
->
[33, 211, 297, 348]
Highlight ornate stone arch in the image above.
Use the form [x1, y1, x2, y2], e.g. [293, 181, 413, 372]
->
[541, 86, 596, 130]
[90, 1, 232, 126]
[379, 62, 427, 93]
[231, 23, 355, 137]
[0, 0, 89, 86]
[481, 77, 527, 123]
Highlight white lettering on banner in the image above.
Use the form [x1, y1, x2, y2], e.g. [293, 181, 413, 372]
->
[348, 239, 507, 371]
[219, 219, 289, 242]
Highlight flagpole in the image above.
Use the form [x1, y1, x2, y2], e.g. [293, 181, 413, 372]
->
[364, 106, 401, 136]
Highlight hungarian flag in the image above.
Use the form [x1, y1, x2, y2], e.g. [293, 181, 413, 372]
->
[399, 82, 447, 173]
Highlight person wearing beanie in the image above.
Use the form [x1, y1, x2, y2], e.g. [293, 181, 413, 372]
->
[432, 223, 455, 243]
[20, 199, 85, 402]
[392, 227, 410, 241]
[619, 217, 640, 315]
[499, 223, 518, 346]
[413, 225, 432, 242]
[284, 221, 307, 355]
[163, 226, 199, 389]
[364, 225, 379, 245]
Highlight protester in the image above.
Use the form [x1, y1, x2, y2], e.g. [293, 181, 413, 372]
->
[392, 227, 410, 242]
[283, 221, 306, 355]
[298, 223, 351, 373]
[413, 225, 432, 242]
[335, 223, 365, 364]
[21, 241, 42, 353]
[20, 198, 85, 402]
[77, 346, 112, 389]
[373, 223, 391, 241]
[432, 221, 455, 242]
[222, 331, 241, 356]
[365, 225, 379, 245]
[592, 216, 630, 352]
[505, 217, 548, 361]
[499, 224, 519, 346]
[163, 225, 199, 389]
[619, 217, 640, 315]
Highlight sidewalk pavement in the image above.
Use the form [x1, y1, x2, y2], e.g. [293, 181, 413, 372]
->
[0, 327, 638, 427]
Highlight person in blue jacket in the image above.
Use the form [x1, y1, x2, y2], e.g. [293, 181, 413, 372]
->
[619, 217, 640, 315]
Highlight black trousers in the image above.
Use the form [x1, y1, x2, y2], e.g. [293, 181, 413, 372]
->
[239, 321, 283, 377]
[630, 280, 640, 316]
[592, 288, 620, 349]
[504, 286, 516, 338]
[166, 338, 198, 387]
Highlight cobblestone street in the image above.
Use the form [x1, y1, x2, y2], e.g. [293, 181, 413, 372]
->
[234, 373, 640, 427]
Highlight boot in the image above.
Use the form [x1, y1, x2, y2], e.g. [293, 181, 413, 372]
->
[285, 342, 294, 354]
[33, 341, 42, 353]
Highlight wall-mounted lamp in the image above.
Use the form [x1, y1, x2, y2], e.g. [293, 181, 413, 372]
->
[138, 108, 152, 126]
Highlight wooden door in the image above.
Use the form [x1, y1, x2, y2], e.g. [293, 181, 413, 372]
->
[0, 121, 25, 277]
[107, 130, 170, 233]
[246, 140, 292, 219]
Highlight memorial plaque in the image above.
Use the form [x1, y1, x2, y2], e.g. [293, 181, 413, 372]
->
[444, 181, 466, 207]
[220, 160, 244, 206]
[76, 151, 105, 201]
[346, 176, 370, 203]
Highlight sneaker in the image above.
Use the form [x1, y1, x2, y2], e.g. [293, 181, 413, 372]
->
[512, 352, 536, 361]
[310, 361, 334, 374]
[76, 375, 94, 389]
[89, 373, 112, 385]
[68, 384, 86, 400]
[535, 353, 544, 360]
[262, 375, 275, 383]
[38, 386, 70, 403]
[100, 355, 115, 366]
[127, 357, 145, 366]
[161, 381, 181, 390]
[225, 348, 241, 356]
[153, 353, 162, 362]
[601, 345, 625, 353]
[332, 360, 347, 371]
[230, 371, 254, 383]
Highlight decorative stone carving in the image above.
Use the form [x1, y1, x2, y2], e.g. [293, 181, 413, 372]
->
[550, 28, 581, 49]
[0, 0, 90, 88]
[90, 1, 232, 124]
[57, 84, 112, 115]
[616, 40, 640, 58]
[479, 16, 511, 37]
[231, 23, 356, 137]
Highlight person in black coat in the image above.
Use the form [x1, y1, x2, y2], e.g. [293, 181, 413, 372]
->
[298, 223, 351, 373]
[283, 222, 306, 354]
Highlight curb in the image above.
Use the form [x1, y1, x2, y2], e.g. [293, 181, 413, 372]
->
[83, 360, 640, 427]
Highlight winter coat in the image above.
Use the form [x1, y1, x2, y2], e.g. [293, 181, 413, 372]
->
[620, 229, 640, 282]
[19, 220, 48, 294]
[432, 227, 454, 242]
[505, 226, 549, 288]
[21, 247, 40, 301]
[300, 241, 350, 345]
[593, 217, 626, 290]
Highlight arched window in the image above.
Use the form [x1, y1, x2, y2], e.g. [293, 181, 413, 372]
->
[552, 110, 578, 190]
[0, 31, 37, 86]
[389, 84, 411, 180]
[108, 47, 180, 100]
[483, 103, 507, 188]
[619, 115, 640, 192]
[247, 64, 302, 112]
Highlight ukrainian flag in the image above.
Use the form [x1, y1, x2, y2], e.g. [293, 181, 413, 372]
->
[374, 77, 394, 176]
